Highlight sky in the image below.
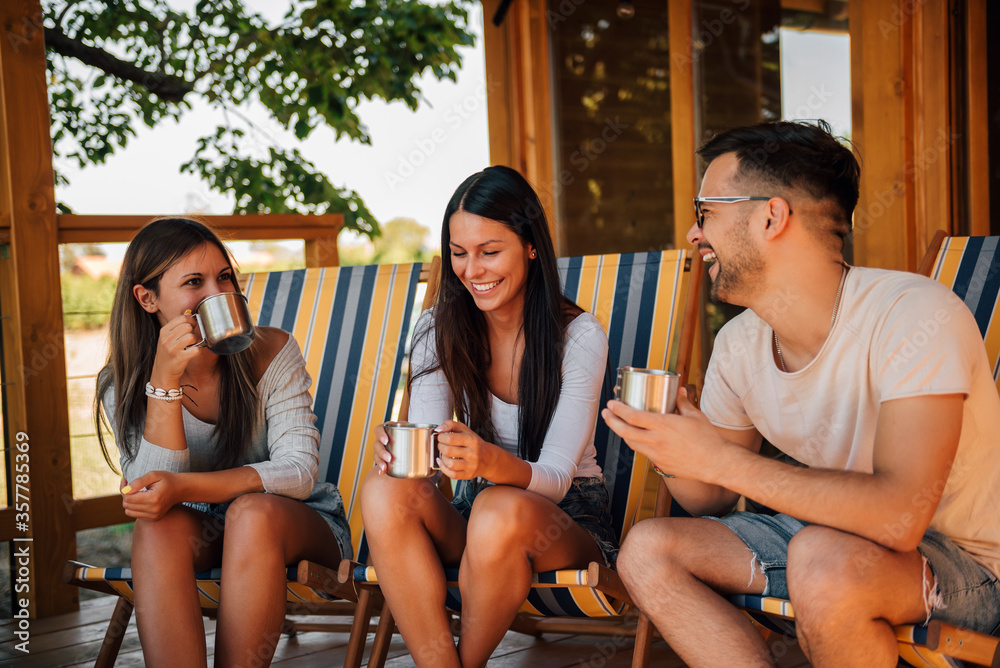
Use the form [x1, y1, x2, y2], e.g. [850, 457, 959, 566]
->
[54, 4, 850, 262]
[55, 1, 490, 260]
[780, 28, 852, 137]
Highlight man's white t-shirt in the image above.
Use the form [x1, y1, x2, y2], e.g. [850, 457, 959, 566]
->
[701, 267, 1000, 579]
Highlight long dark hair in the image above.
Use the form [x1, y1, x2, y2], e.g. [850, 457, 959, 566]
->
[412, 166, 577, 462]
[95, 218, 261, 473]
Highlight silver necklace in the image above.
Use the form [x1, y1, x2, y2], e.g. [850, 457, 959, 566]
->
[774, 265, 848, 373]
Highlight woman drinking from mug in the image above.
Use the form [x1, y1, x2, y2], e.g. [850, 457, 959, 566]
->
[360, 166, 617, 667]
[95, 218, 351, 668]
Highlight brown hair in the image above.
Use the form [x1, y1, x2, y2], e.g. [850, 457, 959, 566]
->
[95, 217, 261, 473]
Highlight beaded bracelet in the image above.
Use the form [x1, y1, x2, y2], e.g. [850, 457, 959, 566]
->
[145, 382, 183, 403]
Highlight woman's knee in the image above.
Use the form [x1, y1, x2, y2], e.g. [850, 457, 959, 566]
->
[223, 493, 285, 538]
[466, 487, 555, 556]
[132, 508, 219, 567]
[359, 467, 439, 535]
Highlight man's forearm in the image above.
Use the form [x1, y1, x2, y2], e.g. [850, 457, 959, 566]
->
[666, 478, 740, 517]
[706, 446, 932, 551]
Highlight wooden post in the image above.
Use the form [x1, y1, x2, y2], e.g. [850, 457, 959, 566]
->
[965, 0, 990, 235]
[0, 0, 78, 617]
[850, 0, 916, 271]
[481, 0, 557, 251]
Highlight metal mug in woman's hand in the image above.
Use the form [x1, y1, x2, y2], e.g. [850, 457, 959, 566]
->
[614, 367, 680, 414]
[188, 292, 255, 355]
[382, 422, 441, 479]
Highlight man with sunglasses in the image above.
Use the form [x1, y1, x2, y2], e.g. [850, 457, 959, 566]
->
[603, 120, 1000, 666]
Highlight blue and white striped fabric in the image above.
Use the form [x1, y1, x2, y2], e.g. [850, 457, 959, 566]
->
[930, 236, 1000, 393]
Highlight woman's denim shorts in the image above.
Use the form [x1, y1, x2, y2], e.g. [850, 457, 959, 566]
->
[452, 475, 620, 568]
[707, 511, 1000, 635]
[182, 481, 353, 561]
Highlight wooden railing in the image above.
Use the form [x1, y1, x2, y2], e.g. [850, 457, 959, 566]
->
[1, 212, 343, 267]
[0, 213, 343, 552]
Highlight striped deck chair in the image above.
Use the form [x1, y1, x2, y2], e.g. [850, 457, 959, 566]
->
[63, 261, 427, 668]
[730, 232, 1000, 668]
[340, 250, 703, 668]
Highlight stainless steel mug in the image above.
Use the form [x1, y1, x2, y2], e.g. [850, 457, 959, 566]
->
[382, 421, 441, 479]
[615, 367, 680, 413]
[190, 292, 255, 355]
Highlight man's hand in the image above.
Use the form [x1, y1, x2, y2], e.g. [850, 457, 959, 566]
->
[602, 386, 731, 481]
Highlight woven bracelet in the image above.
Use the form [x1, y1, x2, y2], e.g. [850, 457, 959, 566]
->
[145, 382, 183, 403]
[652, 464, 676, 479]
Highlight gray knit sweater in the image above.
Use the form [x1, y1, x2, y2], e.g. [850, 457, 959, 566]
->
[104, 336, 320, 499]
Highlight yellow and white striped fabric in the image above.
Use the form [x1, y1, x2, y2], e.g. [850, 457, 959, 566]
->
[511, 251, 690, 618]
[244, 263, 423, 560]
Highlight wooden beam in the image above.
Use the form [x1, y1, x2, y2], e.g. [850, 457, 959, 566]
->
[850, 0, 913, 271]
[480, 0, 558, 252]
[56, 213, 343, 243]
[0, 0, 78, 617]
[965, 0, 990, 235]
[482, 0, 514, 168]
[910, 0, 954, 260]
[669, 0, 697, 253]
[68, 495, 129, 533]
[668, 0, 704, 388]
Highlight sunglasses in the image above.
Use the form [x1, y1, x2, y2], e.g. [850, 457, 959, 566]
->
[693, 196, 774, 229]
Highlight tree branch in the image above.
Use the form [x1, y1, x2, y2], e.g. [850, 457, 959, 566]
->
[44, 24, 193, 103]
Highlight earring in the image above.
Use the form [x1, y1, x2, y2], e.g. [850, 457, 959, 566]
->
[529, 250, 536, 258]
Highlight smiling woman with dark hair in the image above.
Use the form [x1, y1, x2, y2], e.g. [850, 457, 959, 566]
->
[360, 166, 616, 668]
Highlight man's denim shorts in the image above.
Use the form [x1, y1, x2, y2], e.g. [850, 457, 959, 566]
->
[707, 511, 1000, 635]
[182, 481, 353, 562]
[452, 476, 620, 568]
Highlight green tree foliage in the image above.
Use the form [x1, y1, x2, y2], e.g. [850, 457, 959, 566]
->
[43, 0, 475, 238]
[372, 217, 434, 264]
[338, 217, 435, 265]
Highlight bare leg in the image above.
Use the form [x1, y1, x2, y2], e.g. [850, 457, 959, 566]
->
[359, 467, 468, 668]
[788, 525, 927, 667]
[131, 506, 224, 668]
[617, 517, 775, 668]
[457, 486, 604, 668]
[214, 493, 343, 668]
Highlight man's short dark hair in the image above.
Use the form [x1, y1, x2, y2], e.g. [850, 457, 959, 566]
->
[697, 120, 860, 249]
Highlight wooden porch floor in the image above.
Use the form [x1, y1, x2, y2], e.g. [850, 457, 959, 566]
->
[0, 594, 814, 667]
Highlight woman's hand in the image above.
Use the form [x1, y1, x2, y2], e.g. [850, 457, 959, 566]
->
[150, 313, 202, 383]
[372, 423, 393, 474]
[435, 420, 498, 480]
[121, 471, 186, 521]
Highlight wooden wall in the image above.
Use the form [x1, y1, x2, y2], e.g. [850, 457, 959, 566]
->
[851, 0, 987, 270]
[485, 0, 989, 272]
